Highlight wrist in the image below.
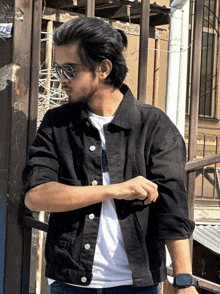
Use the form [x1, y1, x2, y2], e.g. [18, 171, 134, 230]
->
[173, 274, 199, 290]
[103, 184, 117, 200]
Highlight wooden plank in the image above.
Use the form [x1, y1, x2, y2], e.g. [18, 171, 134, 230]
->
[186, 154, 220, 171]
[137, 0, 151, 102]
[42, 7, 169, 39]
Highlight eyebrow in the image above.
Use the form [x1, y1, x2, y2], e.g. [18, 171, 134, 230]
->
[55, 62, 80, 67]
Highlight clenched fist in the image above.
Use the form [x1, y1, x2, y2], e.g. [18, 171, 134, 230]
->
[112, 176, 158, 205]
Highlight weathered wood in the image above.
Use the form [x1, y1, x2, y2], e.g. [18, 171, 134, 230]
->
[137, 0, 151, 102]
[186, 154, 220, 171]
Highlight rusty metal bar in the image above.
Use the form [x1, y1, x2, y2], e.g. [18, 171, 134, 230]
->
[153, 39, 160, 107]
[27, 0, 43, 149]
[193, 198, 220, 202]
[137, 0, 150, 103]
[45, 20, 53, 110]
[186, 154, 220, 171]
[22, 1, 43, 294]
[25, 215, 49, 232]
[34, 19, 52, 294]
[86, 0, 95, 17]
[187, 0, 204, 222]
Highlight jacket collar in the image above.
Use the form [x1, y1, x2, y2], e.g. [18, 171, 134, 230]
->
[68, 84, 137, 130]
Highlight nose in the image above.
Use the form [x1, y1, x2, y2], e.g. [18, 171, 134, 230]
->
[59, 71, 69, 84]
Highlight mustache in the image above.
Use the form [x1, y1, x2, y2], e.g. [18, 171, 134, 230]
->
[62, 86, 72, 90]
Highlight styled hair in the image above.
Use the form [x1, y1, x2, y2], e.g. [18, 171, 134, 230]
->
[53, 17, 128, 89]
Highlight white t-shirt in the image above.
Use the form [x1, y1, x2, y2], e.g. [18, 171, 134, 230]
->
[48, 111, 132, 288]
[88, 111, 132, 288]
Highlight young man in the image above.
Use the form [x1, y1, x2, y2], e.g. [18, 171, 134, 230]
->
[23, 18, 197, 294]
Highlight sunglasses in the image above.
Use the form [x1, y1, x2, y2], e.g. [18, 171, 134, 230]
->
[54, 62, 84, 80]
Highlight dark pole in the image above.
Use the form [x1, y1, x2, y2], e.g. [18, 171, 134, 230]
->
[86, 0, 95, 17]
[22, 1, 43, 293]
[0, 0, 42, 293]
[137, 0, 150, 102]
[187, 0, 204, 222]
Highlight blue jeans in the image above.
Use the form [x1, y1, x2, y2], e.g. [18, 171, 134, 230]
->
[50, 282, 159, 294]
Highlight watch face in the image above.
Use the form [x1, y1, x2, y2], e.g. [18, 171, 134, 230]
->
[176, 274, 192, 287]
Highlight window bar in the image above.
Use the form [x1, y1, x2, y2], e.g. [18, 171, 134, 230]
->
[209, 2, 216, 117]
[207, 0, 212, 118]
[213, 135, 218, 199]
[214, 1, 219, 118]
[216, 136, 220, 199]
[214, 23, 219, 119]
[201, 134, 206, 199]
[200, 2, 208, 117]
[187, 0, 194, 115]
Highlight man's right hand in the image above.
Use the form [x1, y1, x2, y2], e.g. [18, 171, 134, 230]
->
[25, 176, 158, 212]
[113, 176, 158, 205]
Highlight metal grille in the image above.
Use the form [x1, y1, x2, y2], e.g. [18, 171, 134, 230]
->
[187, 0, 219, 118]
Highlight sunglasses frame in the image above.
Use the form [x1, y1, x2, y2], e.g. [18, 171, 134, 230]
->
[54, 62, 84, 80]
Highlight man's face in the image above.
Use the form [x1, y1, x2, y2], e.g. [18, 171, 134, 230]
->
[55, 43, 99, 104]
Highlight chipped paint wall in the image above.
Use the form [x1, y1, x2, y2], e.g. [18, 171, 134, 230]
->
[0, 63, 20, 91]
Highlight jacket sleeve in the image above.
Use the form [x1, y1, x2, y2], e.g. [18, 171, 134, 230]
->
[22, 110, 59, 194]
[148, 115, 195, 240]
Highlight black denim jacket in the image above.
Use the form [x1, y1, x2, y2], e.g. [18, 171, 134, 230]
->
[23, 84, 195, 287]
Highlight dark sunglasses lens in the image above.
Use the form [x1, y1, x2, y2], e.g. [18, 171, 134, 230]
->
[63, 65, 75, 80]
[55, 65, 62, 78]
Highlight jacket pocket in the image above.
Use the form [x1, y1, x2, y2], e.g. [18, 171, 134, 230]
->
[133, 207, 149, 234]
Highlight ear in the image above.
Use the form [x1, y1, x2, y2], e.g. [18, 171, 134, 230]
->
[98, 59, 112, 81]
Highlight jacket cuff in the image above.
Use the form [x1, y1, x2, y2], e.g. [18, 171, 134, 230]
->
[157, 213, 195, 240]
[23, 166, 58, 194]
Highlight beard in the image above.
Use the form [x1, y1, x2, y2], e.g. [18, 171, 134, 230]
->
[67, 87, 97, 105]
[68, 94, 90, 105]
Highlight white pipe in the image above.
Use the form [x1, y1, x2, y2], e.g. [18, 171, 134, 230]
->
[176, 1, 190, 138]
[166, 6, 182, 125]
[171, 0, 188, 8]
[166, 0, 190, 132]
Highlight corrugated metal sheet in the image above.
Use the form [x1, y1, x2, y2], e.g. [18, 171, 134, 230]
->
[194, 225, 220, 255]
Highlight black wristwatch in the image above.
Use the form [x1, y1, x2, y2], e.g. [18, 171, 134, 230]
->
[173, 274, 199, 289]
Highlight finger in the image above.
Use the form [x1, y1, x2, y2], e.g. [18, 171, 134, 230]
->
[141, 182, 158, 201]
[143, 190, 158, 205]
[144, 198, 153, 205]
[141, 178, 158, 190]
[148, 192, 159, 203]
[137, 192, 148, 200]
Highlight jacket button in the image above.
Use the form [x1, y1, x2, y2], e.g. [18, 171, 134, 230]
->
[84, 244, 90, 250]
[81, 277, 87, 283]
[92, 180, 98, 186]
[86, 121, 90, 127]
[89, 145, 96, 151]
[89, 213, 95, 219]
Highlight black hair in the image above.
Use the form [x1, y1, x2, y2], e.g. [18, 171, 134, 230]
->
[53, 17, 128, 89]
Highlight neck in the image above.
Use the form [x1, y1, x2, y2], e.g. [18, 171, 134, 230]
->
[87, 86, 124, 117]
